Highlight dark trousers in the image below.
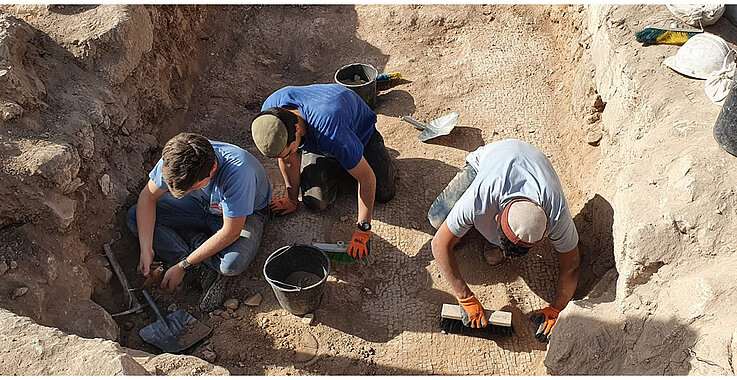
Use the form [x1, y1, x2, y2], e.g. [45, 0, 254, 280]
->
[300, 129, 397, 211]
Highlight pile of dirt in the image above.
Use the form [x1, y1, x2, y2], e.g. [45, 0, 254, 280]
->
[0, 3, 735, 376]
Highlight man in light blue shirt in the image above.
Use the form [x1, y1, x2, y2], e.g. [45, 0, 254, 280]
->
[429, 139, 580, 342]
[127, 132, 272, 312]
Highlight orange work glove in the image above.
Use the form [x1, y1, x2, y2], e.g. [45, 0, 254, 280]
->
[347, 229, 371, 259]
[530, 305, 560, 342]
[458, 295, 488, 328]
[268, 197, 297, 218]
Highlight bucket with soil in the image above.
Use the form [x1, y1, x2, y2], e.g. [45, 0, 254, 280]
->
[334, 62, 378, 108]
[263, 244, 331, 315]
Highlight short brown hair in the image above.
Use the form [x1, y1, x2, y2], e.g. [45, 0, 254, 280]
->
[161, 132, 216, 198]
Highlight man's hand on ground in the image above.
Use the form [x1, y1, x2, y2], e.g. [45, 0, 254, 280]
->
[348, 229, 371, 259]
[530, 305, 560, 342]
[161, 263, 186, 292]
[138, 250, 156, 277]
[268, 197, 298, 218]
[458, 295, 488, 328]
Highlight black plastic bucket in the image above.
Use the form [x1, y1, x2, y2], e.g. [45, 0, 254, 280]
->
[335, 63, 378, 108]
[714, 78, 737, 157]
[263, 244, 331, 315]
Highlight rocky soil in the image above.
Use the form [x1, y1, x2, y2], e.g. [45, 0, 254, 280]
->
[0, 4, 735, 376]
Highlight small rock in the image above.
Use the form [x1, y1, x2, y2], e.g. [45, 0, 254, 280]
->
[99, 174, 111, 196]
[0, 69, 7, 77]
[212, 309, 223, 316]
[586, 113, 600, 125]
[222, 313, 231, 320]
[244, 293, 262, 307]
[235, 305, 248, 318]
[528, 129, 535, 133]
[1, 102, 23, 121]
[340, 216, 349, 222]
[99, 267, 113, 286]
[202, 349, 217, 363]
[224, 298, 239, 310]
[167, 303, 177, 312]
[586, 130, 602, 146]
[0, 262, 8, 277]
[10, 261, 18, 270]
[363, 287, 373, 295]
[122, 321, 134, 331]
[12, 287, 28, 299]
[302, 313, 314, 325]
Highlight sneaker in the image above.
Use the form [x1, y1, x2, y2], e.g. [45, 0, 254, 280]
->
[483, 243, 506, 266]
[198, 267, 226, 312]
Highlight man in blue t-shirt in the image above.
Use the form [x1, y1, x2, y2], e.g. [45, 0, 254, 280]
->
[250, 84, 397, 260]
[126, 132, 272, 312]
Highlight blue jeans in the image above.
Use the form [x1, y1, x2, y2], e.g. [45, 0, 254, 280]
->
[126, 192, 268, 276]
[427, 163, 478, 229]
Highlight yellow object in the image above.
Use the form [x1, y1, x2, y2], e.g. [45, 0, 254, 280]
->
[656, 30, 694, 45]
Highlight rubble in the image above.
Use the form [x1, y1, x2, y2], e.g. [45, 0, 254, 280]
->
[244, 293, 262, 307]
[301, 313, 314, 325]
[11, 286, 28, 299]
[224, 298, 239, 310]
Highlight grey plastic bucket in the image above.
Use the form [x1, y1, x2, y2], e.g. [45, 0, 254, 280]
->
[263, 244, 331, 315]
[335, 63, 378, 108]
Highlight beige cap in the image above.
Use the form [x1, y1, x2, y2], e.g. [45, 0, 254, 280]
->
[500, 199, 547, 247]
[251, 114, 288, 157]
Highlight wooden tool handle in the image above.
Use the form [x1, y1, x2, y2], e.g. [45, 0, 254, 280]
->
[441, 303, 512, 327]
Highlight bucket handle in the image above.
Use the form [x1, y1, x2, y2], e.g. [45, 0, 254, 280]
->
[269, 278, 305, 291]
[268, 266, 330, 291]
[264, 245, 329, 291]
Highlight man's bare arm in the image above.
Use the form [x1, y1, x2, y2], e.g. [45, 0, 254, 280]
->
[431, 221, 472, 299]
[347, 157, 376, 223]
[277, 151, 302, 202]
[552, 245, 580, 310]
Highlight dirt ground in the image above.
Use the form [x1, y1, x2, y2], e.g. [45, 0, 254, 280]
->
[98, 5, 607, 375]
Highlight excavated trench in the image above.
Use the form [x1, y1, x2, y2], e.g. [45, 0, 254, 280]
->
[0, 5, 620, 375]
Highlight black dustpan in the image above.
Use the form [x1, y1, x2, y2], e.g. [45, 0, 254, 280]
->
[139, 290, 212, 353]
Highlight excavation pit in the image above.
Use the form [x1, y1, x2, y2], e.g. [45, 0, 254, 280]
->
[1, 4, 735, 376]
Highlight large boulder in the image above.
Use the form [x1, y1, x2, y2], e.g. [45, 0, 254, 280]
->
[0, 307, 229, 375]
[0, 307, 146, 375]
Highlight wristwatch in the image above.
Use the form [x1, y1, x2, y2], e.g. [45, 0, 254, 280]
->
[179, 257, 194, 271]
[357, 221, 371, 231]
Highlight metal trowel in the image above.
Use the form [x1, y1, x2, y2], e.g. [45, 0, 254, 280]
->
[400, 112, 460, 142]
[139, 290, 212, 353]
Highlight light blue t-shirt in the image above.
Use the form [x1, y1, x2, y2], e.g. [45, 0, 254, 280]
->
[261, 84, 377, 170]
[150, 140, 272, 218]
[446, 139, 579, 253]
